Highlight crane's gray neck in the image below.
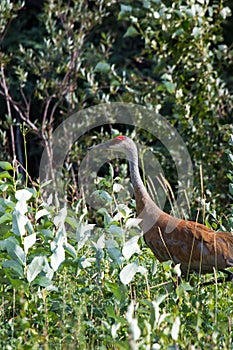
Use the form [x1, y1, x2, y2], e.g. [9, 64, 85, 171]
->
[126, 146, 148, 198]
[125, 141, 165, 232]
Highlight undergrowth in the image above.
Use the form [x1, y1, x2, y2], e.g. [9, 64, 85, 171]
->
[0, 135, 233, 349]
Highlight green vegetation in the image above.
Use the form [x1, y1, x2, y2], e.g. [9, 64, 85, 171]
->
[0, 0, 233, 348]
[0, 148, 233, 349]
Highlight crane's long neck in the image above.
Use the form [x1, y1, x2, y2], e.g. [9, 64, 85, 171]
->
[127, 146, 177, 233]
[126, 146, 163, 217]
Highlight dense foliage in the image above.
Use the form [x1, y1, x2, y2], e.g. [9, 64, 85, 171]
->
[0, 0, 233, 348]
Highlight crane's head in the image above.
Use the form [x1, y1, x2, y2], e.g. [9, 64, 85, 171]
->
[91, 135, 137, 155]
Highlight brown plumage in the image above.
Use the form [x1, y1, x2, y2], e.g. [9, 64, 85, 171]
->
[91, 136, 233, 280]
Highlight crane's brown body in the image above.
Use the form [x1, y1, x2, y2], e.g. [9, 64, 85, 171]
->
[91, 136, 233, 278]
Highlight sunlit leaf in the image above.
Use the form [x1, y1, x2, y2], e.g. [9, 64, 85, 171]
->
[171, 316, 180, 341]
[0, 161, 14, 170]
[15, 189, 33, 202]
[35, 209, 50, 222]
[64, 242, 77, 258]
[125, 218, 142, 228]
[27, 256, 45, 283]
[130, 318, 141, 341]
[12, 210, 28, 236]
[50, 245, 65, 271]
[24, 233, 36, 255]
[6, 239, 26, 266]
[122, 235, 141, 260]
[0, 171, 13, 179]
[120, 261, 138, 285]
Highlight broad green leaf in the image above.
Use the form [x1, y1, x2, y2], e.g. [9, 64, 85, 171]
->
[99, 190, 112, 202]
[27, 256, 44, 283]
[163, 81, 176, 94]
[109, 224, 124, 236]
[94, 61, 110, 73]
[65, 216, 78, 229]
[0, 171, 13, 180]
[35, 209, 50, 222]
[15, 189, 33, 202]
[12, 210, 28, 236]
[15, 189, 33, 215]
[125, 218, 141, 228]
[105, 281, 127, 304]
[42, 258, 54, 280]
[130, 319, 141, 341]
[79, 257, 96, 269]
[120, 4, 132, 13]
[173, 263, 181, 277]
[54, 207, 67, 228]
[0, 212, 12, 225]
[76, 224, 94, 250]
[0, 198, 15, 213]
[50, 245, 65, 271]
[119, 261, 138, 285]
[25, 220, 33, 235]
[64, 242, 77, 258]
[106, 245, 124, 266]
[118, 4, 132, 19]
[2, 260, 24, 277]
[34, 275, 53, 287]
[0, 236, 18, 251]
[123, 26, 139, 38]
[24, 233, 36, 255]
[192, 27, 201, 38]
[171, 316, 180, 341]
[0, 237, 25, 266]
[137, 265, 148, 275]
[122, 235, 141, 260]
[8, 243, 26, 266]
[0, 161, 14, 170]
[113, 183, 124, 193]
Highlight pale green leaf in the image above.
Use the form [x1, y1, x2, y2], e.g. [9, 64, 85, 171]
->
[0, 171, 13, 179]
[122, 235, 141, 260]
[106, 240, 124, 266]
[171, 316, 180, 341]
[123, 26, 139, 38]
[64, 242, 77, 258]
[50, 245, 65, 271]
[15, 189, 33, 202]
[35, 209, 50, 222]
[119, 261, 138, 285]
[0, 212, 12, 225]
[12, 210, 28, 236]
[8, 243, 26, 266]
[24, 233, 36, 255]
[0, 161, 14, 170]
[130, 318, 141, 341]
[94, 61, 110, 73]
[27, 256, 44, 283]
[125, 218, 142, 228]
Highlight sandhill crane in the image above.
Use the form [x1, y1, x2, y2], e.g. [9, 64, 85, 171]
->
[91, 135, 233, 282]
